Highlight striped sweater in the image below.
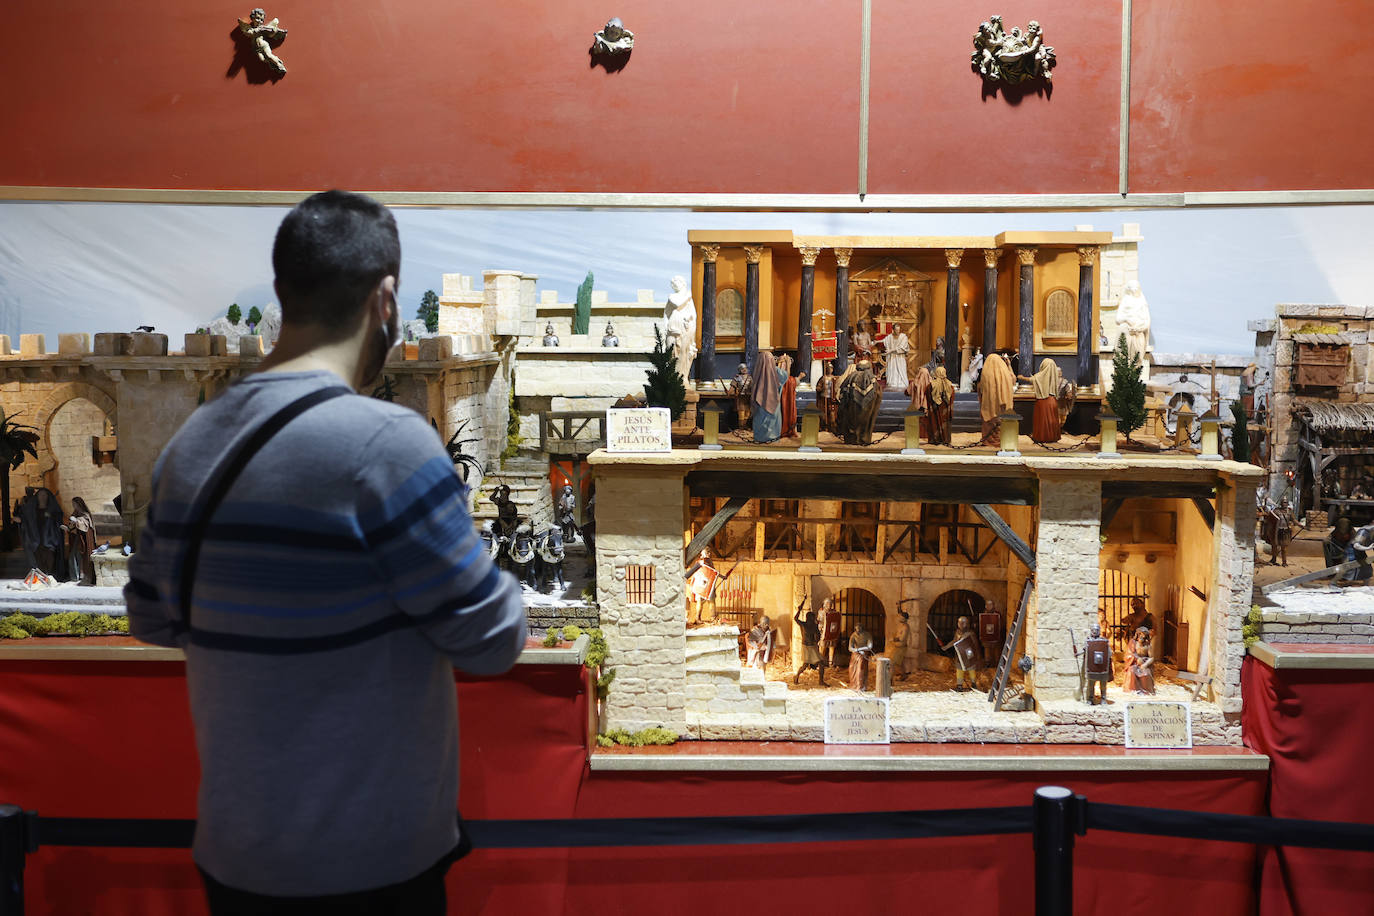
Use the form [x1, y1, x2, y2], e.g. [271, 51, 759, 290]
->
[126, 370, 526, 897]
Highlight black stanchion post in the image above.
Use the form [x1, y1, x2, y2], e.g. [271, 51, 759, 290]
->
[1033, 786, 1075, 916]
[0, 805, 26, 916]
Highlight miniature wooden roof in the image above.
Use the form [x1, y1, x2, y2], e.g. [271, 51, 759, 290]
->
[1297, 401, 1374, 432]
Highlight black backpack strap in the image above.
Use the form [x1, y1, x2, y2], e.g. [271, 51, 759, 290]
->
[177, 386, 350, 630]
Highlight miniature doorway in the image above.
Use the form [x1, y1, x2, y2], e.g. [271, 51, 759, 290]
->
[833, 587, 885, 655]
[46, 397, 121, 524]
[926, 590, 985, 653]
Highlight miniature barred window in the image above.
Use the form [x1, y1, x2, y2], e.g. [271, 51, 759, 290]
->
[926, 589, 985, 653]
[625, 565, 655, 605]
[1043, 288, 1076, 341]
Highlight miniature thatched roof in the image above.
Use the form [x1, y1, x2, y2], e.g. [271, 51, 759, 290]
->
[1297, 401, 1374, 432]
[1292, 332, 1349, 345]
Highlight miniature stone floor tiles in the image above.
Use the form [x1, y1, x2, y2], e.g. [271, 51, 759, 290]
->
[684, 679, 1236, 746]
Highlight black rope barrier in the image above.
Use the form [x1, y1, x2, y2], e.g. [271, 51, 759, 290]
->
[1086, 801, 1374, 853]
[5, 790, 1374, 916]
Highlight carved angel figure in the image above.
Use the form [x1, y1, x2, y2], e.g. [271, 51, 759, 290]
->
[592, 18, 635, 56]
[238, 8, 288, 76]
[972, 15, 1055, 84]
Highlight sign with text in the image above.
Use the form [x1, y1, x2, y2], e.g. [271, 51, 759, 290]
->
[1124, 701, 1193, 749]
[824, 696, 891, 745]
[605, 408, 672, 453]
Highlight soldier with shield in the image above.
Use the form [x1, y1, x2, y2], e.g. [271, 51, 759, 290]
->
[685, 547, 722, 624]
[1077, 624, 1113, 705]
[936, 615, 981, 691]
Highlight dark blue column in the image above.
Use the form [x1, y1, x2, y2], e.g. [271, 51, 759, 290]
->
[834, 248, 852, 374]
[795, 248, 817, 376]
[982, 248, 999, 358]
[744, 246, 762, 371]
[944, 248, 963, 365]
[1076, 246, 1096, 387]
[1017, 247, 1036, 377]
[699, 245, 718, 383]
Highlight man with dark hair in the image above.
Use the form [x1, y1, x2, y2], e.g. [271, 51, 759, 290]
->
[126, 190, 526, 913]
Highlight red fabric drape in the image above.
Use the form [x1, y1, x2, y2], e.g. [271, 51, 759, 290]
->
[0, 657, 1272, 915]
[1243, 654, 1374, 916]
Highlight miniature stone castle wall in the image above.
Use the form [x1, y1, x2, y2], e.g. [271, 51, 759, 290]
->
[1, 335, 509, 547]
[1264, 304, 1374, 496]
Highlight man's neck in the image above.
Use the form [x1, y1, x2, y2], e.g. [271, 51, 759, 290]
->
[257, 323, 366, 389]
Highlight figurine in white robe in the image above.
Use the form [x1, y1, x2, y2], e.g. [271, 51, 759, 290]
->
[1116, 281, 1151, 365]
[664, 275, 697, 384]
[884, 325, 912, 394]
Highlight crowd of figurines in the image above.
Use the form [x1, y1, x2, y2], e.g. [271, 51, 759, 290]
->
[480, 483, 592, 594]
[688, 536, 1173, 703]
[723, 325, 1074, 449]
[9, 488, 120, 586]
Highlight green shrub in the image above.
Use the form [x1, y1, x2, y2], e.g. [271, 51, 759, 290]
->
[1243, 604, 1263, 648]
[596, 726, 679, 748]
[0, 622, 29, 639]
[5, 613, 41, 635]
[543, 628, 561, 648]
[560, 624, 583, 642]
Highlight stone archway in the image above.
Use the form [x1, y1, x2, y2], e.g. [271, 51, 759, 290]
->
[34, 382, 118, 479]
[833, 587, 886, 654]
[33, 383, 121, 526]
[926, 589, 986, 654]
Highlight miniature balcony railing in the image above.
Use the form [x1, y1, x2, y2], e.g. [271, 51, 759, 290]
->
[539, 410, 608, 456]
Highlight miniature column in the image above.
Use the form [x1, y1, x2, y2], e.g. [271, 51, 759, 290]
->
[982, 249, 1000, 357]
[1027, 473, 1102, 703]
[943, 249, 963, 361]
[1017, 247, 1036, 377]
[1076, 246, 1097, 387]
[834, 247, 853, 374]
[743, 245, 764, 372]
[796, 246, 819, 376]
[698, 244, 720, 384]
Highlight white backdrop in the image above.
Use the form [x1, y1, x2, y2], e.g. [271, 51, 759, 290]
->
[0, 202, 1370, 355]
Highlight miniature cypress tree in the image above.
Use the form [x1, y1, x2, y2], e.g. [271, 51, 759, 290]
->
[1106, 333, 1147, 441]
[1231, 400, 1250, 463]
[644, 325, 687, 420]
[573, 271, 594, 335]
[227, 303, 242, 325]
[418, 289, 439, 334]
[247, 306, 263, 330]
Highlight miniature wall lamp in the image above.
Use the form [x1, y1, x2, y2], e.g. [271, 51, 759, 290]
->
[799, 407, 821, 453]
[699, 401, 723, 451]
[996, 412, 1021, 457]
[901, 407, 926, 455]
[1199, 410, 1222, 460]
[1097, 411, 1121, 459]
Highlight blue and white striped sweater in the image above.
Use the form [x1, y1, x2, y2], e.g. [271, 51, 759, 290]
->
[125, 369, 526, 896]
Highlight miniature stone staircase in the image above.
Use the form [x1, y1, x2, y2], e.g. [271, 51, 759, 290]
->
[469, 454, 554, 531]
[684, 625, 789, 717]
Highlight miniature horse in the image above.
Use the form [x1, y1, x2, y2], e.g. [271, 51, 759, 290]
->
[535, 527, 566, 592]
[506, 527, 538, 588]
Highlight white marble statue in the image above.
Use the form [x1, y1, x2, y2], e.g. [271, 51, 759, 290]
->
[1116, 281, 1151, 365]
[883, 324, 911, 394]
[665, 275, 697, 384]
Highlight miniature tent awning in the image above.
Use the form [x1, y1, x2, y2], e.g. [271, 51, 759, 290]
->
[1296, 401, 1374, 433]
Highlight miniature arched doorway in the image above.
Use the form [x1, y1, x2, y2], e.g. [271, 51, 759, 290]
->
[833, 587, 885, 655]
[45, 397, 121, 522]
[1098, 568, 1148, 652]
[926, 589, 985, 653]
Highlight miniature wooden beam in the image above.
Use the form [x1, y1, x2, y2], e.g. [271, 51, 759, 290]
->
[1190, 497, 1216, 531]
[1101, 497, 1125, 530]
[1260, 560, 1361, 595]
[1101, 480, 1216, 501]
[686, 471, 1036, 505]
[683, 495, 749, 566]
[970, 503, 1036, 572]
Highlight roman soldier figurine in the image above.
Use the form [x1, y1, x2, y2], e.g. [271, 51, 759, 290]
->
[684, 547, 721, 624]
[978, 600, 1002, 668]
[940, 616, 980, 691]
[815, 359, 839, 432]
[1080, 624, 1112, 705]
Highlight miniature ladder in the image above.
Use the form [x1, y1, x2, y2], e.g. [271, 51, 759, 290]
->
[987, 578, 1033, 712]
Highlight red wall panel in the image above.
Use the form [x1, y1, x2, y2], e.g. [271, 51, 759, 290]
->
[1129, 0, 1372, 192]
[867, 1, 1123, 194]
[1, 0, 861, 193]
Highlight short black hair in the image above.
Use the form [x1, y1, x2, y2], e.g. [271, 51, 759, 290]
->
[272, 190, 400, 338]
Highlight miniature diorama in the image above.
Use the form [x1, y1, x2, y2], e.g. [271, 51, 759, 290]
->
[10, 222, 1372, 758]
